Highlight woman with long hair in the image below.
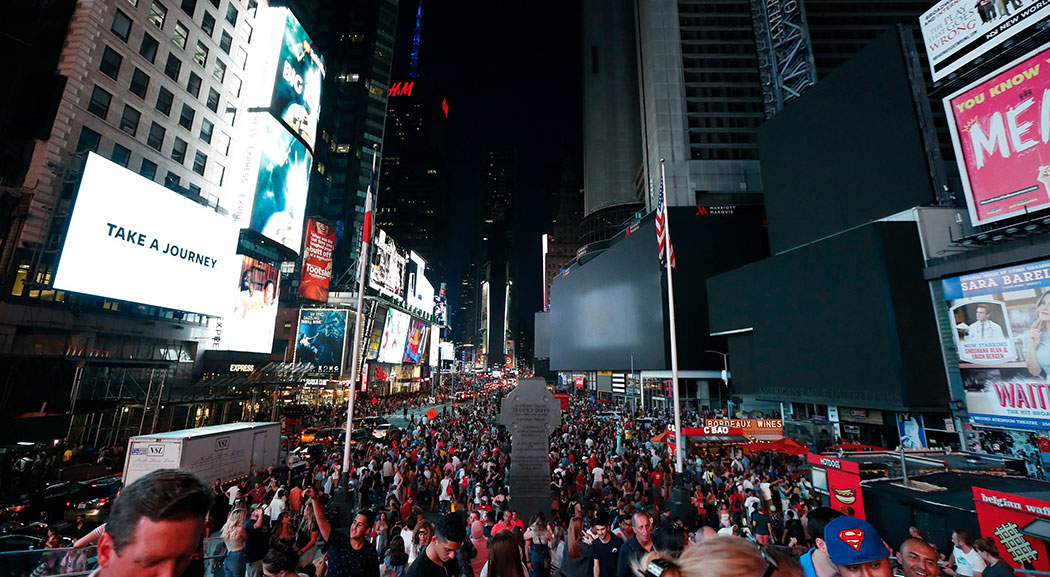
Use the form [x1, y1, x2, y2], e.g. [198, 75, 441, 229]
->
[410, 520, 435, 565]
[383, 535, 410, 577]
[269, 511, 296, 553]
[558, 517, 592, 577]
[220, 508, 248, 577]
[295, 500, 320, 566]
[481, 529, 528, 577]
[524, 515, 552, 577]
[1028, 290, 1050, 377]
[633, 536, 803, 577]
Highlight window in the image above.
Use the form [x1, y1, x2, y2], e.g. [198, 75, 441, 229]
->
[140, 158, 158, 180]
[194, 41, 208, 66]
[187, 72, 202, 97]
[212, 59, 226, 83]
[76, 127, 102, 153]
[216, 131, 230, 155]
[165, 171, 180, 188]
[180, 0, 196, 16]
[100, 46, 122, 79]
[199, 118, 214, 143]
[230, 74, 242, 97]
[155, 86, 174, 115]
[149, 1, 168, 28]
[147, 122, 166, 150]
[193, 150, 207, 175]
[206, 87, 220, 112]
[172, 137, 187, 163]
[223, 105, 236, 126]
[238, 21, 252, 43]
[247, 0, 258, 17]
[219, 30, 232, 54]
[164, 53, 182, 80]
[208, 0, 218, 7]
[188, 183, 201, 196]
[235, 46, 247, 69]
[201, 12, 215, 36]
[172, 21, 189, 48]
[129, 68, 150, 99]
[139, 33, 159, 62]
[119, 104, 141, 136]
[111, 143, 132, 167]
[212, 162, 225, 185]
[87, 85, 112, 119]
[225, 3, 238, 25]
[179, 103, 195, 130]
[111, 10, 132, 42]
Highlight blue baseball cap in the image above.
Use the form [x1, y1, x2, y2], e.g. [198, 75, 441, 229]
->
[824, 517, 889, 566]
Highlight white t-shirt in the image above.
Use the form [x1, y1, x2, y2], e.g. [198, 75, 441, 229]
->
[226, 485, 240, 506]
[593, 467, 605, 484]
[952, 546, 986, 577]
[269, 497, 286, 522]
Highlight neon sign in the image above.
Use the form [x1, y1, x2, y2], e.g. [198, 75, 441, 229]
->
[389, 81, 414, 97]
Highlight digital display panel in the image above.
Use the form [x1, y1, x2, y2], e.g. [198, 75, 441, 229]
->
[53, 153, 238, 316]
[378, 308, 410, 363]
[403, 320, 427, 364]
[299, 218, 336, 302]
[364, 305, 387, 361]
[294, 308, 347, 376]
[269, 9, 324, 149]
[248, 114, 312, 255]
[216, 256, 280, 353]
[369, 229, 408, 298]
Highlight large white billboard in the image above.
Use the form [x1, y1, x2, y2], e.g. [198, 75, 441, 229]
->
[920, 0, 1050, 81]
[378, 308, 410, 364]
[214, 255, 280, 353]
[54, 154, 238, 316]
[369, 229, 407, 298]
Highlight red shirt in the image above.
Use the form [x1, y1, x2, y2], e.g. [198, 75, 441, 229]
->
[651, 470, 665, 487]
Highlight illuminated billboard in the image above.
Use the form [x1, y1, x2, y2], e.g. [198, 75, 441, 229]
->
[429, 325, 441, 367]
[216, 256, 280, 353]
[54, 153, 238, 316]
[945, 45, 1050, 226]
[364, 304, 387, 360]
[403, 320, 428, 364]
[920, 0, 1050, 81]
[369, 229, 408, 298]
[294, 308, 347, 376]
[250, 7, 325, 151]
[406, 251, 435, 314]
[270, 9, 324, 149]
[378, 308, 411, 364]
[247, 114, 312, 254]
[942, 259, 1050, 428]
[299, 219, 336, 302]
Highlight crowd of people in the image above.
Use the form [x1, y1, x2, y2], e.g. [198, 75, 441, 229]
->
[36, 380, 1024, 577]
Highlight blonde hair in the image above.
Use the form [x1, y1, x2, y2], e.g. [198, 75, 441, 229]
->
[634, 537, 803, 577]
[221, 508, 247, 541]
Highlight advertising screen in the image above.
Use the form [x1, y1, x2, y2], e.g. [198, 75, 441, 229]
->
[364, 305, 387, 361]
[293, 309, 347, 376]
[806, 453, 865, 518]
[920, 0, 1050, 81]
[369, 229, 408, 298]
[429, 325, 441, 367]
[270, 9, 324, 149]
[54, 153, 238, 316]
[248, 115, 312, 254]
[434, 295, 447, 325]
[942, 259, 1050, 428]
[946, 46, 1050, 226]
[216, 256, 280, 353]
[973, 486, 1050, 573]
[403, 320, 428, 364]
[378, 308, 410, 364]
[299, 219, 336, 302]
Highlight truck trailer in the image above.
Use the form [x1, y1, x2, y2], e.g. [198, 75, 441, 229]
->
[123, 422, 281, 487]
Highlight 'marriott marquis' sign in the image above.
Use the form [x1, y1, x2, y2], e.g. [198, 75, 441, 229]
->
[499, 378, 562, 521]
[943, 258, 1050, 429]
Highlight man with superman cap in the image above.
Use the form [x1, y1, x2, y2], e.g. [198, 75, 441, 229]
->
[824, 517, 893, 577]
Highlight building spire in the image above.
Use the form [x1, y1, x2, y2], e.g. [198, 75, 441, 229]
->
[409, 1, 422, 79]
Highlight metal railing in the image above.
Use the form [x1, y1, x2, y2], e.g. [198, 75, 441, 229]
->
[0, 537, 229, 577]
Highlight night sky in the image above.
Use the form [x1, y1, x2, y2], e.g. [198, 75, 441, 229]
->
[399, 0, 582, 356]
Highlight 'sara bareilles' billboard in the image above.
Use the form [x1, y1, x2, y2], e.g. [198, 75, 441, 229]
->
[299, 219, 336, 302]
[54, 154, 237, 316]
[378, 308, 411, 364]
[216, 256, 280, 353]
[294, 308, 347, 376]
[370, 229, 408, 298]
[920, 0, 1050, 82]
[244, 114, 313, 254]
[945, 45, 1050, 226]
[251, 7, 325, 151]
[943, 259, 1050, 429]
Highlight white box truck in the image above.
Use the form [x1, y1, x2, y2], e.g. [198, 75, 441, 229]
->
[123, 422, 281, 487]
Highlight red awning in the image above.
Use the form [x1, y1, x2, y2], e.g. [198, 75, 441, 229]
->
[651, 432, 667, 443]
[743, 437, 810, 456]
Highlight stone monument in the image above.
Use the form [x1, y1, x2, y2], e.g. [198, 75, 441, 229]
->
[498, 377, 562, 522]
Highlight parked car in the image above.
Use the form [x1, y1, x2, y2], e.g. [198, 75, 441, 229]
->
[64, 475, 122, 522]
[2, 482, 86, 524]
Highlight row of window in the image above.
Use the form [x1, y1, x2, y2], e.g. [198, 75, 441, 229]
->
[75, 124, 218, 194]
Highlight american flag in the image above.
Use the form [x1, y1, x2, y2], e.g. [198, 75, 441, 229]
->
[656, 166, 675, 268]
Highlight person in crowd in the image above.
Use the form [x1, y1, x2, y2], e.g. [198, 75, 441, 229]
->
[94, 469, 212, 577]
[220, 507, 248, 577]
[617, 511, 653, 577]
[261, 547, 306, 577]
[412, 521, 437, 565]
[295, 500, 321, 566]
[384, 536, 411, 577]
[481, 530, 528, 577]
[591, 511, 623, 577]
[823, 517, 892, 577]
[407, 513, 465, 577]
[470, 512, 490, 577]
[897, 538, 939, 577]
[308, 487, 380, 577]
[244, 505, 271, 577]
[270, 511, 297, 552]
[632, 536, 803, 577]
[798, 507, 842, 577]
[973, 538, 1013, 577]
[559, 518, 592, 577]
[524, 515, 552, 577]
[945, 529, 986, 577]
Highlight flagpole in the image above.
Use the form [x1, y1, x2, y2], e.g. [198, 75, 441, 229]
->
[342, 144, 379, 481]
[661, 159, 684, 475]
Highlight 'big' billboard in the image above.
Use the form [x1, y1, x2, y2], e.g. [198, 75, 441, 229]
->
[946, 45, 1050, 226]
[299, 219, 336, 302]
